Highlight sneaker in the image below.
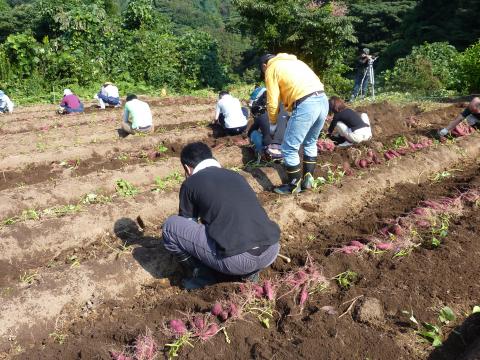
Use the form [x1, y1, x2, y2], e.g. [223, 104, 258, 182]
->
[181, 265, 219, 290]
[337, 141, 354, 148]
[274, 181, 302, 195]
[242, 270, 260, 283]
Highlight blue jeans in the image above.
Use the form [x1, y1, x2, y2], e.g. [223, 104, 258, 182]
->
[250, 130, 264, 152]
[281, 93, 329, 166]
[352, 69, 369, 98]
[98, 92, 120, 105]
[162, 215, 279, 276]
[62, 103, 84, 113]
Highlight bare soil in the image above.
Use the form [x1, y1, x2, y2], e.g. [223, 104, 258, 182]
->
[1, 97, 479, 360]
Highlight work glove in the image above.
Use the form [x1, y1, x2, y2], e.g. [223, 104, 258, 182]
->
[269, 123, 277, 135]
[438, 128, 449, 137]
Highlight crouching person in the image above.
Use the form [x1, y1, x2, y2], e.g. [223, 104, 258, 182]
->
[213, 91, 248, 135]
[121, 94, 154, 135]
[438, 97, 480, 136]
[162, 142, 280, 290]
[95, 82, 121, 109]
[327, 96, 372, 147]
[0, 90, 14, 114]
[59, 89, 84, 114]
[248, 90, 288, 162]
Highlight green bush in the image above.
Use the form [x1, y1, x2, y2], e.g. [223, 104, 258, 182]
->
[458, 41, 480, 93]
[383, 42, 460, 94]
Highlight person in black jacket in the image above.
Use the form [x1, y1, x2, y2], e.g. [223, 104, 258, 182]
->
[327, 96, 372, 147]
[247, 91, 288, 161]
[162, 142, 280, 289]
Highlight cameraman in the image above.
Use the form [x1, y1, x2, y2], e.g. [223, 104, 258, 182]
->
[351, 48, 372, 101]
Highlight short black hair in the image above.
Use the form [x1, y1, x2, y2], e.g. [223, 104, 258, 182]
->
[126, 94, 137, 102]
[218, 91, 229, 98]
[259, 53, 275, 71]
[180, 142, 213, 168]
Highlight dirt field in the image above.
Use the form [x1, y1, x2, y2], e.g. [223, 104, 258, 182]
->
[1, 96, 479, 360]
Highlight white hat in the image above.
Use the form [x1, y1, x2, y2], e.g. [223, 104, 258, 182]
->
[63, 89, 73, 96]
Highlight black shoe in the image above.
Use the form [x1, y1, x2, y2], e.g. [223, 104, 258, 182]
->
[301, 156, 317, 190]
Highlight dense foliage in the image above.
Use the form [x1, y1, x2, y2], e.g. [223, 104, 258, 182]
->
[0, 0, 479, 101]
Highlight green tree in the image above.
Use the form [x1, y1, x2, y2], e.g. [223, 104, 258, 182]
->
[233, 1, 356, 70]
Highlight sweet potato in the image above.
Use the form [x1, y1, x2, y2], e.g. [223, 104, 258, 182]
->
[169, 319, 187, 335]
[211, 303, 222, 316]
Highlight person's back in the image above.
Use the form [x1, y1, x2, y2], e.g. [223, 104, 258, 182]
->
[216, 94, 247, 129]
[125, 98, 152, 128]
[63, 94, 80, 108]
[180, 166, 279, 256]
[265, 53, 324, 119]
[0, 91, 14, 113]
[103, 84, 119, 99]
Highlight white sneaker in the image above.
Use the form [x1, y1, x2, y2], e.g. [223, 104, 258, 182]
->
[338, 141, 354, 148]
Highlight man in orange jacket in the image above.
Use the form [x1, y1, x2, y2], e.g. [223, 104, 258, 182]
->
[260, 53, 329, 194]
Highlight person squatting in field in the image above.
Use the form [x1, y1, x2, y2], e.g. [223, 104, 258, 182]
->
[95, 82, 121, 109]
[59, 89, 84, 114]
[162, 142, 280, 290]
[121, 94, 154, 135]
[438, 97, 480, 136]
[327, 96, 372, 147]
[260, 53, 329, 195]
[247, 89, 288, 162]
[0, 90, 14, 114]
[213, 91, 248, 136]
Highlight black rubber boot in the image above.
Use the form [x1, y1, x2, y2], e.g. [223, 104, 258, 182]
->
[274, 164, 302, 195]
[302, 156, 317, 190]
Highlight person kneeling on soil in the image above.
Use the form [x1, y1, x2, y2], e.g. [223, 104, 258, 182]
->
[95, 82, 121, 109]
[0, 90, 14, 114]
[248, 90, 288, 162]
[213, 91, 248, 136]
[162, 142, 280, 290]
[59, 89, 84, 114]
[327, 96, 372, 147]
[438, 97, 480, 137]
[121, 94, 154, 135]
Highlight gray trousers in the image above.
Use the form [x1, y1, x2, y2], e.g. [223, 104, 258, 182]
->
[162, 215, 279, 276]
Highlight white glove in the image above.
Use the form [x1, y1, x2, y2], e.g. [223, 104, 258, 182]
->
[438, 128, 449, 136]
[269, 124, 277, 135]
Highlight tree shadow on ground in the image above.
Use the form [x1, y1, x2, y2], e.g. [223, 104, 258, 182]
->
[428, 312, 480, 360]
[113, 217, 182, 285]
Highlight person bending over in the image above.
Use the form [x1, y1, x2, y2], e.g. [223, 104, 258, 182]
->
[0, 90, 14, 114]
[95, 82, 121, 109]
[327, 96, 372, 147]
[122, 94, 154, 135]
[59, 89, 84, 114]
[162, 142, 280, 289]
[213, 91, 248, 136]
[439, 97, 480, 136]
[248, 90, 288, 161]
[260, 53, 329, 195]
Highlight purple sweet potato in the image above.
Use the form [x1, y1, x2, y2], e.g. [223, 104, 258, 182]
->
[199, 324, 219, 340]
[263, 280, 275, 301]
[211, 302, 223, 316]
[169, 319, 187, 335]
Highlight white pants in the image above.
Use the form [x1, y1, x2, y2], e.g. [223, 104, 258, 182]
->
[336, 113, 372, 144]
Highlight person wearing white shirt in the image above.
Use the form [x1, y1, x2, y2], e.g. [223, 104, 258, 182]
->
[95, 82, 121, 109]
[121, 94, 154, 135]
[0, 90, 14, 114]
[213, 91, 248, 135]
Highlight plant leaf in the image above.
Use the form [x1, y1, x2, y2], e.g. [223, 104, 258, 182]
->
[439, 306, 456, 324]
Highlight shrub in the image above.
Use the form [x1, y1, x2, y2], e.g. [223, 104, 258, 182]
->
[458, 40, 480, 93]
[383, 42, 460, 95]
